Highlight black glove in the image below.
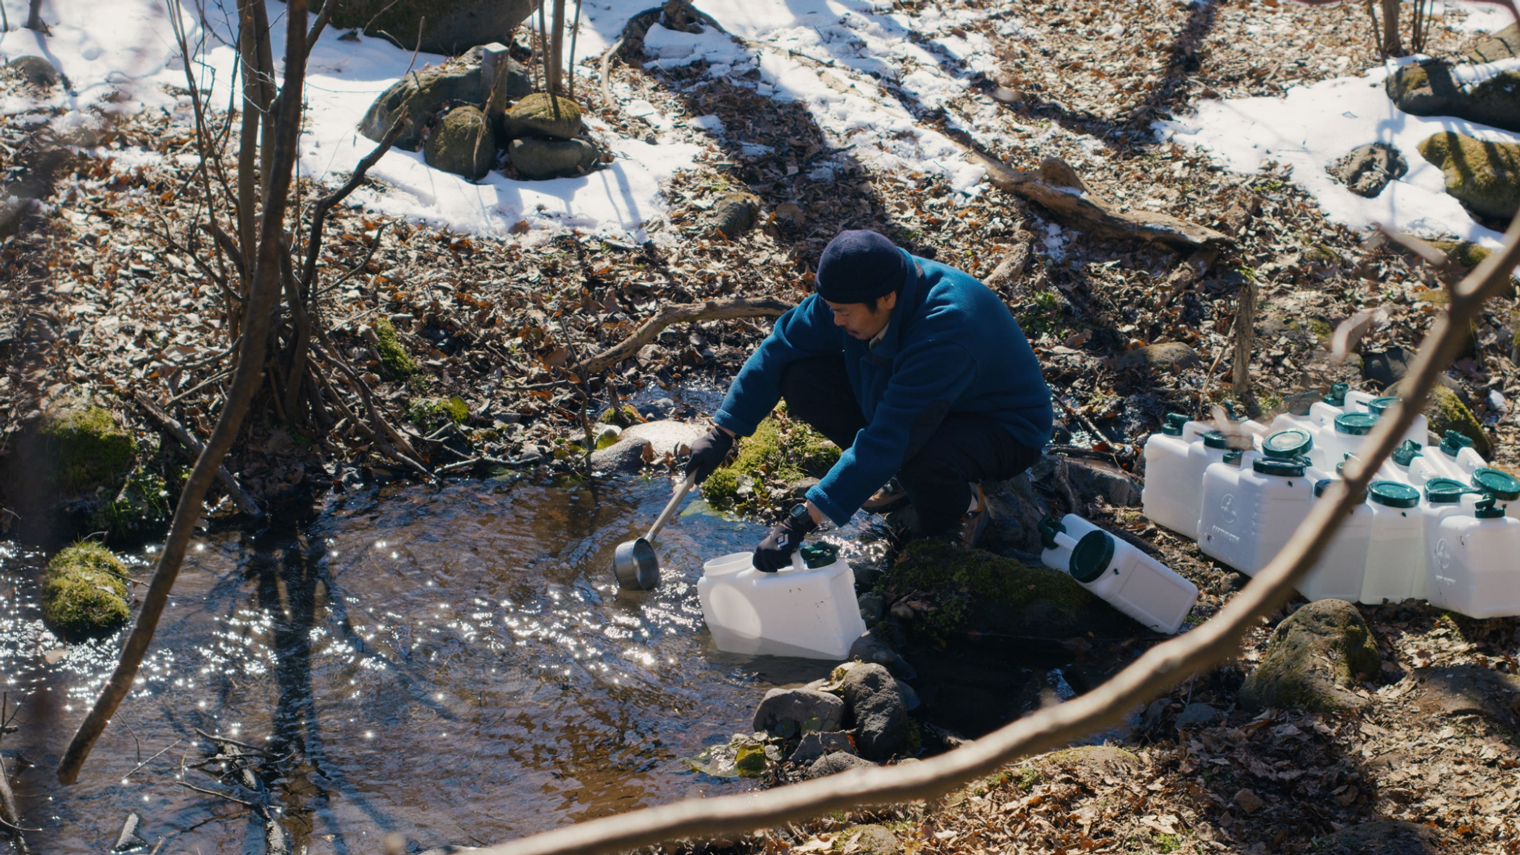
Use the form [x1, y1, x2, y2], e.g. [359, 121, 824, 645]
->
[686, 425, 735, 484]
[753, 504, 818, 572]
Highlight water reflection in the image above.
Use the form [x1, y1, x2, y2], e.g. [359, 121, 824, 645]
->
[1, 475, 843, 854]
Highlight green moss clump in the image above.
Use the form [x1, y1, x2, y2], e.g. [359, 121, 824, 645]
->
[42, 542, 131, 640]
[597, 404, 643, 428]
[1417, 131, 1520, 219]
[374, 318, 417, 379]
[887, 540, 1103, 638]
[408, 395, 469, 429]
[1430, 239, 1493, 269]
[38, 404, 137, 494]
[88, 467, 172, 543]
[700, 412, 840, 514]
[1425, 385, 1492, 457]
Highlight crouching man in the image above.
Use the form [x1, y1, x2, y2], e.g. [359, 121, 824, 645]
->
[685, 229, 1054, 571]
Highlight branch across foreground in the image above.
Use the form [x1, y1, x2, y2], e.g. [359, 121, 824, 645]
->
[572, 297, 792, 375]
[472, 214, 1520, 855]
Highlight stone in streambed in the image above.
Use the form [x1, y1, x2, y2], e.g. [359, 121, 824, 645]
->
[1417, 131, 1520, 220]
[840, 663, 909, 761]
[848, 630, 916, 680]
[424, 106, 496, 180]
[619, 419, 706, 458]
[589, 436, 651, 473]
[1327, 142, 1407, 198]
[788, 730, 856, 765]
[507, 137, 600, 180]
[1239, 599, 1381, 713]
[807, 751, 876, 778]
[502, 93, 583, 140]
[752, 687, 845, 738]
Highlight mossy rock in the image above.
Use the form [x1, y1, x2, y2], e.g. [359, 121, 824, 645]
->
[360, 62, 482, 151]
[834, 825, 901, 855]
[1429, 239, 1492, 270]
[408, 395, 470, 429]
[502, 93, 582, 141]
[1393, 380, 1492, 457]
[424, 105, 497, 180]
[1417, 131, 1520, 220]
[1386, 60, 1462, 118]
[38, 403, 137, 495]
[330, 0, 534, 56]
[6, 55, 60, 88]
[42, 542, 132, 641]
[508, 137, 600, 180]
[1239, 600, 1380, 713]
[374, 318, 417, 379]
[700, 413, 840, 516]
[888, 540, 1138, 639]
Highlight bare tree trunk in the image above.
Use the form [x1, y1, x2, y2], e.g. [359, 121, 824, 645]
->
[24, 0, 45, 32]
[1379, 0, 1403, 56]
[57, 0, 313, 787]
[1232, 278, 1256, 398]
[549, 0, 566, 94]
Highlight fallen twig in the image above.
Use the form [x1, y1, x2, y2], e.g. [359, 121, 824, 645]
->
[573, 297, 792, 375]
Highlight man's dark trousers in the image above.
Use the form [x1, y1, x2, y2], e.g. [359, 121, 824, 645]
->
[779, 354, 1043, 535]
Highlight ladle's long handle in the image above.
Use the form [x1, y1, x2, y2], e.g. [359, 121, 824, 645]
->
[644, 473, 698, 542]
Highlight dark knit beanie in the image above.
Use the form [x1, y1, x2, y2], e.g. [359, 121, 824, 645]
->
[814, 230, 907, 304]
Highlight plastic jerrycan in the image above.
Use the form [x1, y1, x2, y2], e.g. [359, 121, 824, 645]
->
[1380, 440, 1426, 486]
[1344, 388, 1379, 414]
[1426, 497, 1520, 618]
[1433, 431, 1487, 476]
[1142, 413, 1205, 537]
[1308, 383, 1350, 429]
[1356, 481, 1426, 604]
[1198, 452, 1319, 576]
[697, 547, 866, 660]
[1408, 433, 1474, 487]
[1298, 478, 1372, 601]
[1317, 413, 1378, 474]
[1038, 515, 1199, 635]
[1365, 396, 1430, 449]
[1471, 468, 1520, 522]
[1422, 478, 1480, 604]
[1261, 425, 1318, 470]
[1179, 431, 1235, 538]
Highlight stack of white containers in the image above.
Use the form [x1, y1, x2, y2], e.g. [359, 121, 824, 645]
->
[1141, 387, 1520, 618]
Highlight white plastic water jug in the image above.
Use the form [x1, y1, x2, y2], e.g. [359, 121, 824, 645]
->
[1344, 388, 1379, 413]
[1038, 514, 1198, 635]
[1408, 435, 1473, 487]
[1357, 481, 1426, 604]
[1426, 497, 1520, 618]
[1471, 468, 1520, 522]
[1432, 430, 1487, 476]
[1421, 477, 1480, 602]
[1378, 440, 1427, 485]
[1317, 413, 1378, 473]
[1142, 413, 1205, 537]
[1307, 383, 1350, 429]
[1198, 452, 1320, 576]
[1297, 478, 1373, 602]
[1179, 431, 1236, 538]
[1364, 396, 1430, 449]
[1261, 425, 1319, 469]
[697, 550, 865, 660]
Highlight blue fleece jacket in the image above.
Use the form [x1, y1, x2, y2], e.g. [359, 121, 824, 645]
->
[714, 251, 1052, 526]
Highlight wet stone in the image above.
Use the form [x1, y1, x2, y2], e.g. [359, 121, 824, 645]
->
[857, 591, 886, 624]
[113, 811, 148, 851]
[620, 419, 705, 458]
[807, 750, 876, 778]
[848, 630, 916, 680]
[589, 436, 651, 473]
[752, 687, 845, 738]
[788, 730, 855, 765]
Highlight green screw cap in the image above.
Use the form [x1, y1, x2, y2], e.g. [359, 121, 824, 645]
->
[1323, 383, 1348, 406]
[1069, 530, 1115, 584]
[1263, 429, 1313, 459]
[1202, 430, 1230, 449]
[1314, 478, 1333, 497]
[1475, 498, 1506, 519]
[1368, 481, 1420, 509]
[1038, 515, 1067, 550]
[1253, 456, 1307, 477]
[1440, 430, 1475, 458]
[1472, 468, 1520, 502]
[1425, 478, 1470, 504]
[1392, 440, 1423, 467]
[1367, 396, 1401, 417]
[1162, 412, 1189, 437]
[1224, 450, 1243, 465]
[1334, 413, 1377, 436]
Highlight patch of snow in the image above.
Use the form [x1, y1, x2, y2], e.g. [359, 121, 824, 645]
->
[1434, 0, 1517, 33]
[1450, 56, 1520, 87]
[1156, 58, 1518, 251]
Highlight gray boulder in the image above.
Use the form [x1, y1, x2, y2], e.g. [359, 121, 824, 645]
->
[848, 631, 916, 680]
[752, 688, 845, 738]
[710, 191, 761, 238]
[619, 420, 705, 458]
[1388, 59, 1520, 134]
[1469, 22, 1520, 64]
[806, 751, 876, 779]
[1417, 131, 1520, 220]
[330, 0, 535, 56]
[1327, 142, 1407, 198]
[361, 62, 482, 151]
[6, 56, 59, 88]
[1030, 453, 1141, 508]
[1239, 600, 1381, 713]
[508, 137, 600, 180]
[840, 663, 909, 761]
[424, 106, 496, 180]
[589, 436, 651, 473]
[788, 731, 855, 765]
[502, 93, 583, 141]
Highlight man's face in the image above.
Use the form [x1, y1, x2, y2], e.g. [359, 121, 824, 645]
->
[824, 292, 897, 340]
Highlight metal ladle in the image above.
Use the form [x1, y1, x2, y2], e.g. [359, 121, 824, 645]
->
[612, 473, 698, 591]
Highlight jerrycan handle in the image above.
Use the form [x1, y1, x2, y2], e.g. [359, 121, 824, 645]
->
[1038, 515, 1066, 549]
[786, 551, 806, 573]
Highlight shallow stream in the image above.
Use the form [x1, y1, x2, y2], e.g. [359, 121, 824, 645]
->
[0, 474, 1081, 853]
